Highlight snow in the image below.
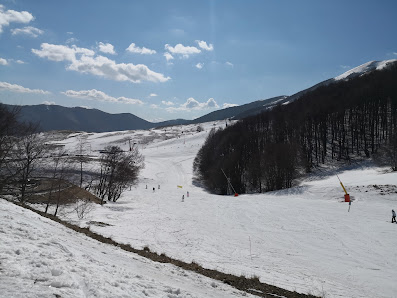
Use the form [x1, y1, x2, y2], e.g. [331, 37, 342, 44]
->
[2, 120, 397, 297]
[0, 200, 253, 298]
[334, 59, 397, 81]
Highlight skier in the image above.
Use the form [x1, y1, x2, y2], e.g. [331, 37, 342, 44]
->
[153, 187, 155, 192]
[392, 209, 396, 223]
[182, 195, 184, 202]
[187, 191, 189, 197]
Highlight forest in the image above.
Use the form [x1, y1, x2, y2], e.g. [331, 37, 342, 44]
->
[194, 63, 397, 194]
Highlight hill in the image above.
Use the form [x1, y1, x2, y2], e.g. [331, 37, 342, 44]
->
[190, 96, 288, 123]
[2, 120, 395, 297]
[5, 96, 289, 132]
[12, 104, 155, 132]
[194, 60, 397, 194]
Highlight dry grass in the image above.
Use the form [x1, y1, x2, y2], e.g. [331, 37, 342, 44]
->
[26, 179, 102, 205]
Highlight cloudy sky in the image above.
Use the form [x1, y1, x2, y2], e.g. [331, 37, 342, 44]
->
[1, 0, 397, 122]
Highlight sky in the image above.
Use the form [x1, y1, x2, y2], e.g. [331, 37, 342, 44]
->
[0, 0, 397, 122]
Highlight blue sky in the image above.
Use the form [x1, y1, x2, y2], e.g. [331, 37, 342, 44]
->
[1, 0, 396, 122]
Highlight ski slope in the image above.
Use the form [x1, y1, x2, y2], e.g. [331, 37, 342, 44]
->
[2, 121, 397, 297]
[0, 199, 254, 298]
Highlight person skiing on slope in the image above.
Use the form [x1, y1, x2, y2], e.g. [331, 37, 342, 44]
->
[392, 209, 396, 223]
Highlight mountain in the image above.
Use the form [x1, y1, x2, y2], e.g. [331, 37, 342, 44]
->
[5, 59, 397, 132]
[194, 58, 397, 195]
[192, 59, 397, 123]
[4, 98, 289, 132]
[190, 96, 287, 124]
[12, 105, 155, 132]
[334, 59, 397, 81]
[286, 59, 397, 103]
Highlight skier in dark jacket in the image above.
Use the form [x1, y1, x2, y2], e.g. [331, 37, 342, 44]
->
[392, 209, 396, 223]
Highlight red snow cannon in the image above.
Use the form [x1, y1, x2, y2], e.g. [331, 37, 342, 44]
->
[344, 194, 350, 202]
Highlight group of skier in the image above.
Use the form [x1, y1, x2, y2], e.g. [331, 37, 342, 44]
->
[146, 184, 190, 202]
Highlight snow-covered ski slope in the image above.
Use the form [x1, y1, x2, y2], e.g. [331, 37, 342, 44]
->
[0, 199, 254, 298]
[4, 121, 397, 297]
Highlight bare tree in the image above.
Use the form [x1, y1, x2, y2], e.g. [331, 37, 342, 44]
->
[0, 104, 21, 192]
[8, 125, 48, 203]
[75, 135, 90, 188]
[44, 148, 73, 215]
[96, 145, 144, 204]
[74, 198, 94, 219]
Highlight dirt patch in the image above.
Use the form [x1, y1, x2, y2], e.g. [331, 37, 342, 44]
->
[88, 221, 113, 227]
[353, 184, 397, 196]
[25, 179, 102, 205]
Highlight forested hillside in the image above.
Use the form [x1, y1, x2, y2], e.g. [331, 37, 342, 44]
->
[194, 62, 397, 194]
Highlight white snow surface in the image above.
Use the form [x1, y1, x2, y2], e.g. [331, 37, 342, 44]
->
[0, 202, 252, 296]
[334, 59, 397, 81]
[2, 121, 397, 298]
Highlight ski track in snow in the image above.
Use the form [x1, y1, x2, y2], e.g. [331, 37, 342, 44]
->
[3, 121, 397, 298]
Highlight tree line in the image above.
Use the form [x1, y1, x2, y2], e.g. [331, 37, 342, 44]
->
[194, 63, 397, 194]
[0, 104, 144, 214]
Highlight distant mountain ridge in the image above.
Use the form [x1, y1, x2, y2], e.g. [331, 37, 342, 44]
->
[9, 105, 154, 132]
[4, 59, 397, 132]
[5, 96, 290, 132]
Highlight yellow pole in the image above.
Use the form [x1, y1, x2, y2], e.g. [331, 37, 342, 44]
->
[340, 182, 348, 195]
[337, 174, 348, 195]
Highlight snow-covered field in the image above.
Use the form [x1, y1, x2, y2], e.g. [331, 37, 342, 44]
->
[2, 121, 397, 297]
[0, 199, 254, 298]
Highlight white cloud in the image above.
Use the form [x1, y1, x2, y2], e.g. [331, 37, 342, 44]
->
[126, 43, 156, 55]
[167, 97, 219, 112]
[98, 42, 116, 55]
[11, 26, 43, 37]
[0, 58, 26, 65]
[222, 103, 239, 108]
[0, 81, 51, 94]
[149, 93, 158, 97]
[205, 98, 219, 108]
[161, 100, 174, 106]
[164, 52, 174, 62]
[32, 43, 93, 62]
[62, 89, 144, 105]
[42, 101, 55, 105]
[150, 104, 159, 109]
[72, 45, 96, 56]
[0, 5, 34, 34]
[32, 43, 170, 83]
[68, 55, 169, 83]
[225, 61, 234, 67]
[66, 37, 78, 44]
[164, 43, 201, 58]
[195, 62, 203, 69]
[196, 40, 214, 51]
[148, 117, 164, 122]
